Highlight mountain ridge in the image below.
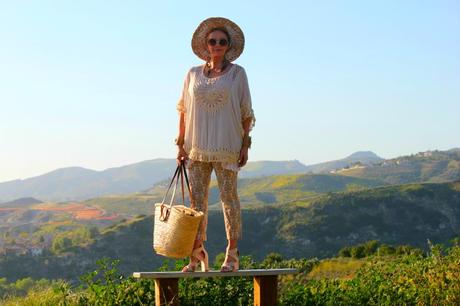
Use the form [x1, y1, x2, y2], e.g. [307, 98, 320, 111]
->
[2, 149, 459, 202]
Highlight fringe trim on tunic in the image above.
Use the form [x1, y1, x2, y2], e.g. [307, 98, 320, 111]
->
[187, 147, 239, 164]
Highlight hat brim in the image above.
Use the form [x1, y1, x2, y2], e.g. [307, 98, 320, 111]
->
[191, 17, 245, 62]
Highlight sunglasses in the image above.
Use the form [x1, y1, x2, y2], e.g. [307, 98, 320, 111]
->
[207, 38, 229, 46]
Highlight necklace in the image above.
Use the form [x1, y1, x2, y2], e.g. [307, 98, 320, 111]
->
[206, 60, 229, 77]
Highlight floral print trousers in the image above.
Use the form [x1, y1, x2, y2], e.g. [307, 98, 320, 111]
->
[187, 160, 242, 241]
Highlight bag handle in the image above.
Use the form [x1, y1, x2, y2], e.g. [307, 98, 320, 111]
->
[160, 164, 181, 205]
[181, 162, 192, 203]
[175, 162, 192, 208]
[159, 161, 192, 221]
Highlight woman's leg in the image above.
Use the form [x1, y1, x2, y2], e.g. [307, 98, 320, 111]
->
[214, 162, 241, 271]
[188, 160, 213, 243]
[213, 162, 242, 243]
[182, 160, 213, 272]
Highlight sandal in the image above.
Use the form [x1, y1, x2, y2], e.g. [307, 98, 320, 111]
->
[181, 244, 209, 272]
[220, 247, 239, 272]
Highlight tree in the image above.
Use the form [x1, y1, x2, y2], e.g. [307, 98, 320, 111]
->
[377, 244, 396, 256]
[51, 236, 72, 254]
[351, 245, 366, 259]
[363, 240, 380, 256]
[338, 246, 351, 257]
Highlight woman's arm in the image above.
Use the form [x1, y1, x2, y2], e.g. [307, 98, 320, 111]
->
[176, 112, 188, 164]
[238, 117, 252, 167]
[237, 67, 254, 168]
[177, 112, 185, 141]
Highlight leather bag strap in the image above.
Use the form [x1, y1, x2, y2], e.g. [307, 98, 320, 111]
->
[159, 161, 193, 217]
[160, 165, 181, 205]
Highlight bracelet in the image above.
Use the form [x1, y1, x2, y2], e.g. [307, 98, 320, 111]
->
[242, 135, 252, 149]
[175, 137, 184, 146]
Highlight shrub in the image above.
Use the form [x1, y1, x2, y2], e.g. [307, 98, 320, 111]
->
[338, 246, 351, 257]
[280, 244, 460, 305]
[80, 258, 155, 305]
[3, 243, 459, 305]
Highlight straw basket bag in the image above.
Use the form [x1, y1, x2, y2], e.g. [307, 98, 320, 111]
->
[153, 162, 204, 258]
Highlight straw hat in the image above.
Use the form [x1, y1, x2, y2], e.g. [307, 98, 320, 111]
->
[191, 17, 245, 62]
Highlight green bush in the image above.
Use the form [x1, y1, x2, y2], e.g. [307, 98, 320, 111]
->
[0, 277, 53, 300]
[280, 244, 460, 305]
[79, 258, 155, 305]
[51, 227, 97, 254]
[177, 254, 256, 305]
[338, 247, 351, 257]
[2, 243, 459, 305]
[338, 240, 423, 259]
[376, 244, 396, 256]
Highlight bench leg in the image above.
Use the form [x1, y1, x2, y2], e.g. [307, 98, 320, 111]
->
[154, 278, 179, 306]
[253, 275, 278, 306]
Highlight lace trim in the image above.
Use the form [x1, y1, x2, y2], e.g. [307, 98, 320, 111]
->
[241, 106, 256, 131]
[186, 146, 239, 163]
[186, 160, 241, 172]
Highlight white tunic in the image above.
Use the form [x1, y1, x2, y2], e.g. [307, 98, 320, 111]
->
[177, 64, 255, 171]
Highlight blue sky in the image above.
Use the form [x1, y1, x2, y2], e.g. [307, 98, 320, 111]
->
[1, 1, 459, 182]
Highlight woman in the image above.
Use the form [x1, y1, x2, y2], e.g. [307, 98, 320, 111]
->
[175, 17, 255, 272]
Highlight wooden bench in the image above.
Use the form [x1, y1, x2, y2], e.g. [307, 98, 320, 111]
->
[133, 268, 298, 306]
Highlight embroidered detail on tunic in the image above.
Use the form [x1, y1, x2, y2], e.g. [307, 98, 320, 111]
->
[186, 146, 239, 163]
[194, 87, 230, 112]
[193, 79, 230, 112]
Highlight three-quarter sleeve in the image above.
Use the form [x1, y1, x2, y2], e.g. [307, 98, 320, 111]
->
[238, 68, 255, 130]
[176, 69, 191, 113]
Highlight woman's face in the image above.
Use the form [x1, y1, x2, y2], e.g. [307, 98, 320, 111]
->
[206, 30, 229, 59]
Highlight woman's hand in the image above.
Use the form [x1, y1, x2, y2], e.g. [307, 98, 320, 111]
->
[238, 147, 249, 167]
[177, 146, 189, 165]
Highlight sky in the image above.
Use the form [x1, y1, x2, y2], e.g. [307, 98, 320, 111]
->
[0, 1, 459, 183]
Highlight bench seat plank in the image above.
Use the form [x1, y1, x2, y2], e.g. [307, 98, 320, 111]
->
[133, 268, 297, 279]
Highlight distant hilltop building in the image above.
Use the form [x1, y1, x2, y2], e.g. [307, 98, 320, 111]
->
[421, 151, 433, 157]
[331, 162, 366, 174]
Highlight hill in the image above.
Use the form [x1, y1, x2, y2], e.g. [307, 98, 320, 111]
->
[142, 172, 386, 211]
[0, 152, 386, 202]
[0, 172, 385, 251]
[2, 153, 459, 258]
[0, 159, 309, 202]
[0, 197, 42, 207]
[1, 181, 459, 282]
[338, 149, 460, 184]
[238, 160, 309, 177]
[0, 159, 177, 202]
[304, 151, 383, 173]
[216, 172, 385, 207]
[3, 149, 458, 203]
